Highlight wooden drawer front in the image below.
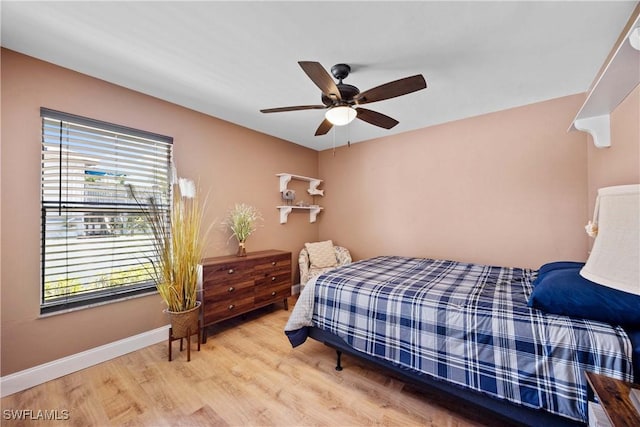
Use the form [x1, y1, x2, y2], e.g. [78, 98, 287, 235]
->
[204, 299, 255, 324]
[254, 270, 290, 287]
[204, 262, 254, 285]
[254, 282, 291, 305]
[254, 253, 291, 287]
[253, 254, 291, 275]
[204, 278, 253, 298]
[202, 288, 254, 324]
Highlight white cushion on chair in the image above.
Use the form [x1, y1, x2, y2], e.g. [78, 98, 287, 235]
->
[305, 240, 338, 268]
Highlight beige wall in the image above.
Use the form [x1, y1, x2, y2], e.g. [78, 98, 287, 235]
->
[2, 46, 637, 378]
[586, 85, 640, 211]
[0, 49, 319, 375]
[318, 94, 590, 269]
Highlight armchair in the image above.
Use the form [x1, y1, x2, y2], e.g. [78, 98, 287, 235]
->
[299, 241, 352, 289]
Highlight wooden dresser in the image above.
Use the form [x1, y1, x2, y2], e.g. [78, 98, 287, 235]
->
[585, 371, 640, 426]
[200, 249, 292, 342]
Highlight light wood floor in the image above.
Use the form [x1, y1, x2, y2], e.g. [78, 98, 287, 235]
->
[1, 300, 509, 426]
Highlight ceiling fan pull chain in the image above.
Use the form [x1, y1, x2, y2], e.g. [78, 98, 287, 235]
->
[332, 126, 336, 157]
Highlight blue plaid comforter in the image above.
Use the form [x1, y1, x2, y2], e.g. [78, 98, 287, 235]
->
[285, 256, 634, 422]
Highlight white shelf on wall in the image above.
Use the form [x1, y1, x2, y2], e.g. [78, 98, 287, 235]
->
[276, 205, 323, 224]
[276, 173, 324, 224]
[276, 173, 324, 196]
[569, 13, 640, 148]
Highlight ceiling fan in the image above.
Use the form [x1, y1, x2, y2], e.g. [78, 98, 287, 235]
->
[260, 61, 427, 136]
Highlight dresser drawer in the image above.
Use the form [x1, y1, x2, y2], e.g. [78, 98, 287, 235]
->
[254, 270, 290, 287]
[203, 278, 253, 298]
[254, 282, 291, 305]
[253, 253, 291, 274]
[204, 298, 255, 324]
[203, 261, 254, 284]
[202, 289, 254, 324]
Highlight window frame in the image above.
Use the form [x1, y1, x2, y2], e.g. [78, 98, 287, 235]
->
[40, 107, 173, 314]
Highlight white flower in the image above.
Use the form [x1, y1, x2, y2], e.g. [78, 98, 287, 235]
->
[179, 178, 196, 199]
[171, 164, 178, 185]
[585, 221, 598, 238]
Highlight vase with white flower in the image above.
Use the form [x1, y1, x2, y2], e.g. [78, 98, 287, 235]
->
[225, 203, 262, 257]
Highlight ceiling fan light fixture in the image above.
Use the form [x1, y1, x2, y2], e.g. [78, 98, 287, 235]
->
[630, 27, 640, 51]
[325, 105, 357, 126]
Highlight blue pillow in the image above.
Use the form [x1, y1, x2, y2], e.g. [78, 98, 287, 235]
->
[532, 261, 585, 288]
[527, 267, 640, 327]
[537, 261, 586, 276]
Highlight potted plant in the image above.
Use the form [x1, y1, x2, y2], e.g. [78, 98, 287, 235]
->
[224, 203, 262, 256]
[128, 176, 205, 340]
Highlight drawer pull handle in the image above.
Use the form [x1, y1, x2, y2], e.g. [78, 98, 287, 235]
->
[228, 304, 235, 310]
[271, 276, 276, 281]
[227, 286, 235, 293]
[272, 261, 276, 266]
[271, 291, 277, 296]
[228, 268, 234, 274]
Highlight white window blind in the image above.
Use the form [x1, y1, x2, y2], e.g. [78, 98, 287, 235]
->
[40, 108, 173, 313]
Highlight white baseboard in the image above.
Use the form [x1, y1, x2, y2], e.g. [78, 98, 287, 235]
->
[0, 325, 169, 398]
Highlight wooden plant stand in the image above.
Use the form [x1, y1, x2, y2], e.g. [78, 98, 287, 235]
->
[168, 321, 201, 362]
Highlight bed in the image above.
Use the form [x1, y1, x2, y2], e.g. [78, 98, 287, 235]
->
[285, 256, 638, 426]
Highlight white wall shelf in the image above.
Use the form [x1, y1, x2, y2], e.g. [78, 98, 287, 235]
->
[569, 13, 640, 148]
[276, 173, 324, 196]
[276, 173, 324, 223]
[276, 205, 323, 224]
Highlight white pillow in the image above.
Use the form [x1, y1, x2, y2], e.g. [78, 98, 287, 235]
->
[305, 240, 337, 269]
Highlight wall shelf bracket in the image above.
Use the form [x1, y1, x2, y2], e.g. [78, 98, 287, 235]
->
[573, 115, 611, 148]
[278, 174, 293, 193]
[278, 206, 293, 224]
[307, 180, 324, 196]
[309, 205, 322, 222]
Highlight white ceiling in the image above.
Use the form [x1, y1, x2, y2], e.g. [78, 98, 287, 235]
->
[1, 1, 637, 151]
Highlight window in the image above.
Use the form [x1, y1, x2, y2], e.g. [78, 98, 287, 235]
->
[40, 108, 173, 314]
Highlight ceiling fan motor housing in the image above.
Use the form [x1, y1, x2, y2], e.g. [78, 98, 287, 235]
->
[322, 84, 360, 106]
[321, 63, 360, 106]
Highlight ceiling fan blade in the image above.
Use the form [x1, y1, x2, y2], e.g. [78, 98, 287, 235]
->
[314, 118, 333, 136]
[355, 75, 427, 105]
[356, 108, 399, 129]
[260, 105, 327, 113]
[298, 61, 341, 100]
